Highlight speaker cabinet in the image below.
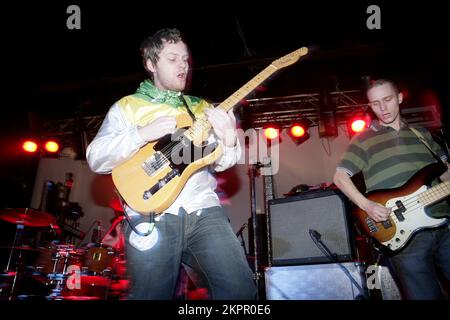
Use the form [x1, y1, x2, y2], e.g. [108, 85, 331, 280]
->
[265, 263, 368, 300]
[268, 189, 354, 266]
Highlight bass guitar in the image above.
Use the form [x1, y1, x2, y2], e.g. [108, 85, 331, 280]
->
[353, 163, 449, 251]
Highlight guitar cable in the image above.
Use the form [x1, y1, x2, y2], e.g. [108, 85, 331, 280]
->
[124, 212, 155, 237]
[116, 191, 155, 237]
[309, 229, 366, 298]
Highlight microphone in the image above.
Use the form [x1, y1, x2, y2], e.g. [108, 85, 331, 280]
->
[309, 229, 321, 241]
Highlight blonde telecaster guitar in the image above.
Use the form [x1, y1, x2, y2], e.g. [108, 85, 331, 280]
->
[112, 47, 309, 215]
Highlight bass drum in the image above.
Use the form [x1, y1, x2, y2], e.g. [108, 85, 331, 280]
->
[34, 244, 84, 278]
[61, 275, 111, 300]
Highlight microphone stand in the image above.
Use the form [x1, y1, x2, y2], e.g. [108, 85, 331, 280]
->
[248, 163, 264, 300]
[236, 223, 248, 256]
[309, 229, 366, 299]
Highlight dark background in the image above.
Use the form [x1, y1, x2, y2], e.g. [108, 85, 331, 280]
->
[0, 0, 449, 208]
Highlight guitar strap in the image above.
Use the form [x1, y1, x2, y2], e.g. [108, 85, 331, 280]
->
[181, 95, 197, 121]
[408, 126, 447, 168]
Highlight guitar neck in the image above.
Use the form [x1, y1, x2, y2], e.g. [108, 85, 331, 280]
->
[216, 64, 278, 113]
[184, 64, 280, 141]
[419, 180, 450, 206]
[184, 47, 308, 141]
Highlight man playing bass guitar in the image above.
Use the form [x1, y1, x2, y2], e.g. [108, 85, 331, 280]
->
[333, 78, 450, 299]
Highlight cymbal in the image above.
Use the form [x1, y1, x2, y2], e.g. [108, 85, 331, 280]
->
[0, 246, 40, 252]
[0, 208, 57, 227]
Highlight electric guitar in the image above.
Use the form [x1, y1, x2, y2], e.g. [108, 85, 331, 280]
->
[112, 47, 309, 215]
[353, 163, 449, 251]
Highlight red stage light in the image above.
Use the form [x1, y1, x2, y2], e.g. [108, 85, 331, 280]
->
[289, 125, 306, 138]
[347, 113, 371, 136]
[44, 141, 59, 153]
[287, 119, 311, 145]
[264, 127, 279, 140]
[350, 119, 367, 133]
[23, 141, 38, 153]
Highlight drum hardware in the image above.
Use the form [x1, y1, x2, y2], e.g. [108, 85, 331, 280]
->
[0, 208, 127, 300]
[0, 207, 60, 299]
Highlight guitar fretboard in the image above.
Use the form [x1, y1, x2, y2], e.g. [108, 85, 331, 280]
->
[182, 47, 308, 142]
[182, 65, 280, 142]
[218, 47, 307, 113]
[218, 65, 278, 113]
[418, 180, 450, 206]
[184, 119, 210, 141]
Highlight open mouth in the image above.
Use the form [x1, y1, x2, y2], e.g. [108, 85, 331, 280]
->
[177, 72, 186, 80]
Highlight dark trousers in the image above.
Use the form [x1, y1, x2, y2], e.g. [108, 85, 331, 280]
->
[123, 206, 256, 300]
[389, 225, 450, 299]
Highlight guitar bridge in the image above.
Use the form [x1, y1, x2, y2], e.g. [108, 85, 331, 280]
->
[142, 151, 169, 176]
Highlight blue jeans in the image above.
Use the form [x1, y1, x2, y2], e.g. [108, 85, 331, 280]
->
[123, 206, 256, 300]
[389, 225, 450, 299]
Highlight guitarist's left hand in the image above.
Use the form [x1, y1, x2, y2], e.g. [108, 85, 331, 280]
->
[205, 108, 238, 148]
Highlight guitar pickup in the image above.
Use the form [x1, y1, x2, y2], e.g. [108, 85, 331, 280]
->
[394, 200, 406, 221]
[394, 209, 405, 222]
[142, 168, 180, 200]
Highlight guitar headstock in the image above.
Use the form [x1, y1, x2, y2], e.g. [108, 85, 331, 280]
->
[271, 47, 309, 69]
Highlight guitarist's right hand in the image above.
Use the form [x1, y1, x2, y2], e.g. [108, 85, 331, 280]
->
[138, 116, 177, 142]
[363, 200, 391, 222]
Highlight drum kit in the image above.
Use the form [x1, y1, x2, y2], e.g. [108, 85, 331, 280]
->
[0, 208, 129, 300]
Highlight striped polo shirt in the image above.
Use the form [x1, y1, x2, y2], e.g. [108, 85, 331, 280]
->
[337, 120, 449, 217]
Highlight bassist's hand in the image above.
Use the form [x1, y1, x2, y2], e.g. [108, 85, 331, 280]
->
[138, 116, 177, 142]
[363, 200, 391, 222]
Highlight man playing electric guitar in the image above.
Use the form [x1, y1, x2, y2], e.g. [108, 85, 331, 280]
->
[86, 28, 256, 299]
[333, 78, 450, 299]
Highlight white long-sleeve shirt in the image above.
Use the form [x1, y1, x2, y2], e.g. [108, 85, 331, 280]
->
[86, 103, 241, 216]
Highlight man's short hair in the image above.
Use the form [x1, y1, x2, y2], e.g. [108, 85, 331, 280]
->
[140, 28, 184, 73]
[366, 78, 400, 94]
